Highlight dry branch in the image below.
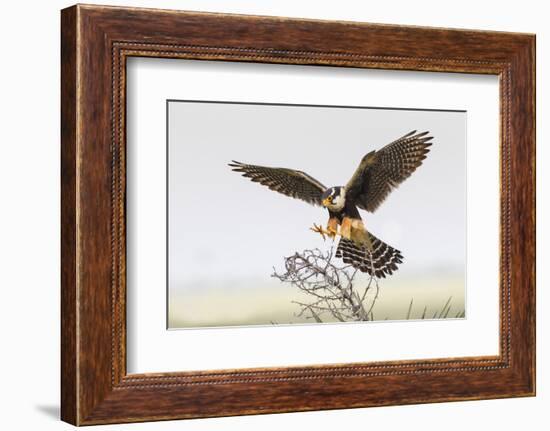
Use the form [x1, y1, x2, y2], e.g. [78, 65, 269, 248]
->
[272, 247, 379, 322]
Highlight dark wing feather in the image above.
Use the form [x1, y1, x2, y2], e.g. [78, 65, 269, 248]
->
[346, 130, 433, 212]
[229, 161, 326, 206]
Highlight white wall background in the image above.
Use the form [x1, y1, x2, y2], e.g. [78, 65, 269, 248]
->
[0, 0, 545, 429]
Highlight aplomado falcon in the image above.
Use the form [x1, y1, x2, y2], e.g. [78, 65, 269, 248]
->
[229, 130, 433, 278]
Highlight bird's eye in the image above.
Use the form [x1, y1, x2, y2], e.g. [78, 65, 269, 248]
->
[327, 196, 333, 202]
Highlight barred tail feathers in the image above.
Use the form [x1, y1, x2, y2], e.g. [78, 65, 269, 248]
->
[335, 233, 403, 278]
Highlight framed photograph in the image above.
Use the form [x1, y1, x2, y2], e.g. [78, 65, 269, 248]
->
[61, 4, 535, 425]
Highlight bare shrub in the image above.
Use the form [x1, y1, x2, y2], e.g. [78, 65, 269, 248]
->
[272, 247, 379, 323]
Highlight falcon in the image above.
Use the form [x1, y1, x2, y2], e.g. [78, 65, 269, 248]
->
[229, 130, 433, 278]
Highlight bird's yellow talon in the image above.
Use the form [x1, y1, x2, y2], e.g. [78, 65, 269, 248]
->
[310, 223, 326, 240]
[310, 223, 339, 241]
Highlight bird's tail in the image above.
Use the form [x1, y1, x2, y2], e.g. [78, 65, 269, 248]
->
[335, 233, 403, 278]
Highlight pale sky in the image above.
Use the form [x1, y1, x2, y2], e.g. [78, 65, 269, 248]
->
[168, 101, 466, 290]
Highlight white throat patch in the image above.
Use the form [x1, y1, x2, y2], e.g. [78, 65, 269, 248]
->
[329, 187, 346, 211]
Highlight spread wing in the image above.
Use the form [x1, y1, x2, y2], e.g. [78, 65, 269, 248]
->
[346, 130, 433, 212]
[229, 161, 326, 206]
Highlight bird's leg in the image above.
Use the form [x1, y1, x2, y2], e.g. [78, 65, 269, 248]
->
[340, 217, 352, 240]
[310, 223, 330, 240]
[310, 218, 340, 241]
[326, 217, 339, 239]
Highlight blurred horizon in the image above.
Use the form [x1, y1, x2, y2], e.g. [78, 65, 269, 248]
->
[169, 272, 465, 328]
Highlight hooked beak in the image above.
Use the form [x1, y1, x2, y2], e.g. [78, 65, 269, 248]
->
[322, 198, 330, 207]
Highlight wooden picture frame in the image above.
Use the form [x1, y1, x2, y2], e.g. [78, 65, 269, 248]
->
[61, 4, 535, 425]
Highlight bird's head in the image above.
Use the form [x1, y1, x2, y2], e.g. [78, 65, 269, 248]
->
[322, 187, 346, 211]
